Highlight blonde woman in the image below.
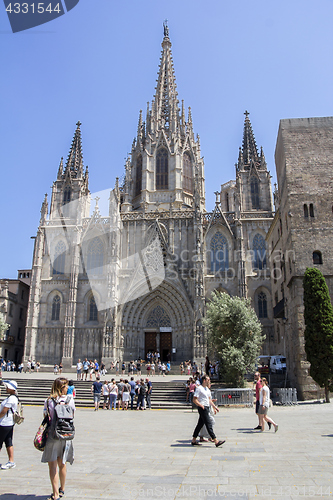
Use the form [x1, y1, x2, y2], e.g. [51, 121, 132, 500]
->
[259, 378, 278, 432]
[42, 377, 75, 500]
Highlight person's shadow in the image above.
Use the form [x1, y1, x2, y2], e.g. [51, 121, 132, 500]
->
[0, 495, 47, 500]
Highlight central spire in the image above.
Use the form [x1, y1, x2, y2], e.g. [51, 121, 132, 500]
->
[152, 21, 179, 130]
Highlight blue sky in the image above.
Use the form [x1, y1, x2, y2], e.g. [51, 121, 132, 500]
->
[1, 0, 333, 278]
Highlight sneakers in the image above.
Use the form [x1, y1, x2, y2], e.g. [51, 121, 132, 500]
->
[1, 462, 16, 469]
[274, 424, 279, 433]
[267, 422, 272, 430]
[254, 425, 262, 430]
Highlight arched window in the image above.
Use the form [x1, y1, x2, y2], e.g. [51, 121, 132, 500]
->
[183, 153, 193, 194]
[89, 295, 98, 321]
[51, 295, 61, 321]
[63, 187, 71, 205]
[210, 232, 229, 273]
[313, 251, 322, 265]
[225, 193, 229, 212]
[135, 155, 142, 197]
[309, 203, 314, 217]
[86, 237, 104, 275]
[258, 292, 267, 318]
[304, 204, 308, 218]
[156, 148, 168, 190]
[53, 241, 66, 275]
[253, 234, 266, 269]
[250, 177, 260, 209]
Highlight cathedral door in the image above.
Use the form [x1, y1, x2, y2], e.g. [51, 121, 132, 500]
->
[145, 332, 157, 360]
[160, 332, 172, 362]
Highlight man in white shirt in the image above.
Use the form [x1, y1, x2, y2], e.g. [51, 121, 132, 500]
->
[191, 375, 225, 447]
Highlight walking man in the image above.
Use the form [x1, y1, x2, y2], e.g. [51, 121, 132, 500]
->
[191, 375, 225, 447]
[145, 378, 152, 409]
[254, 371, 262, 430]
[91, 376, 103, 411]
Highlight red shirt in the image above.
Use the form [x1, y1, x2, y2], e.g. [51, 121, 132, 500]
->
[255, 379, 262, 401]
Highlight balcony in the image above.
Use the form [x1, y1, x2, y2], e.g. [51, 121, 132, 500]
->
[0, 335, 15, 344]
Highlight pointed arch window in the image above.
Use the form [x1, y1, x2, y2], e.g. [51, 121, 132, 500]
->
[51, 295, 61, 321]
[258, 291, 267, 318]
[53, 241, 66, 275]
[225, 193, 230, 212]
[135, 155, 142, 197]
[156, 148, 168, 190]
[210, 232, 229, 273]
[304, 204, 309, 218]
[251, 177, 260, 209]
[87, 237, 104, 275]
[89, 295, 98, 321]
[63, 187, 71, 205]
[183, 152, 193, 194]
[253, 234, 266, 269]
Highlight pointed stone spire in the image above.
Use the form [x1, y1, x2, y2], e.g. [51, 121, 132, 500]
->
[237, 147, 244, 170]
[260, 146, 267, 170]
[242, 111, 259, 167]
[65, 121, 84, 177]
[153, 21, 179, 131]
[40, 193, 48, 224]
[57, 157, 64, 180]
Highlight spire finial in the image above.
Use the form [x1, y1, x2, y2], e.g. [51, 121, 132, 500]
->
[214, 191, 220, 204]
[163, 19, 169, 37]
[76, 121, 81, 127]
[244, 110, 249, 118]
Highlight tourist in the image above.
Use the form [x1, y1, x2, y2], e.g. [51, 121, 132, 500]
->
[121, 379, 130, 410]
[117, 379, 125, 410]
[108, 379, 118, 410]
[91, 377, 103, 411]
[136, 380, 146, 410]
[129, 377, 136, 410]
[102, 380, 110, 409]
[76, 359, 83, 381]
[259, 378, 278, 432]
[82, 358, 89, 380]
[67, 380, 76, 398]
[150, 361, 155, 376]
[253, 372, 262, 430]
[0, 380, 18, 469]
[41, 377, 75, 500]
[145, 378, 152, 409]
[191, 374, 225, 447]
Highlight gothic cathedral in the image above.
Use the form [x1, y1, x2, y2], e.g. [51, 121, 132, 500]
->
[24, 25, 274, 369]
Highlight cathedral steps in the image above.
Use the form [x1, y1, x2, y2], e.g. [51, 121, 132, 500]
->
[1, 377, 190, 410]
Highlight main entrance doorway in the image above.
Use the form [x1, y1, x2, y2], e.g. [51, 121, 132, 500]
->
[145, 331, 157, 360]
[160, 332, 172, 361]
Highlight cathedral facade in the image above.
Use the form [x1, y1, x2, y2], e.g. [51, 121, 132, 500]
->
[24, 26, 274, 369]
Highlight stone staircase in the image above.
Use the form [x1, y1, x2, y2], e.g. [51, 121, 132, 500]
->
[0, 377, 190, 410]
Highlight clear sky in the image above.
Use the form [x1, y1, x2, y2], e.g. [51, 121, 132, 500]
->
[1, 0, 333, 278]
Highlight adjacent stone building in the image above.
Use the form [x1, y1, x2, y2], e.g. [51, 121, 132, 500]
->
[24, 25, 274, 370]
[0, 270, 31, 365]
[267, 117, 333, 399]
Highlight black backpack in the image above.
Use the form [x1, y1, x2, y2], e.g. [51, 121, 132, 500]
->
[140, 385, 146, 396]
[50, 396, 75, 441]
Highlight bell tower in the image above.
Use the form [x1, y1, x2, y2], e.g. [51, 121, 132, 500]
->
[123, 22, 205, 213]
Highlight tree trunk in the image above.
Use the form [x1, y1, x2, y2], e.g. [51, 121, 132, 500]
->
[325, 385, 330, 403]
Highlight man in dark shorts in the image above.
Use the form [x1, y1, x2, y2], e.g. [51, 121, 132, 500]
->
[254, 371, 262, 430]
[91, 377, 103, 411]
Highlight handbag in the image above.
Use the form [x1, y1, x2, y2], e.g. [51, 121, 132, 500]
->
[34, 407, 50, 451]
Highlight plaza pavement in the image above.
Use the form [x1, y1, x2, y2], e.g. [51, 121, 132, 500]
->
[0, 372, 332, 500]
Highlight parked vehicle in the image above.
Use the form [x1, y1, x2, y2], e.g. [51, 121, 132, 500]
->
[270, 355, 287, 373]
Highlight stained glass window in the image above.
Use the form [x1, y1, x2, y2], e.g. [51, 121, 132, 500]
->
[89, 295, 98, 321]
[183, 153, 193, 194]
[51, 295, 61, 321]
[135, 155, 142, 197]
[87, 237, 104, 275]
[253, 234, 266, 269]
[156, 149, 168, 190]
[258, 292, 267, 318]
[63, 187, 71, 205]
[53, 241, 66, 275]
[251, 177, 260, 209]
[210, 232, 229, 273]
[146, 305, 171, 328]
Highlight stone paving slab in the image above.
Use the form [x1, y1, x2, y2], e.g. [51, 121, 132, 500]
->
[0, 402, 332, 499]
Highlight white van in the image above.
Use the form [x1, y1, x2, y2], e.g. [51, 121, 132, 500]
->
[270, 355, 287, 373]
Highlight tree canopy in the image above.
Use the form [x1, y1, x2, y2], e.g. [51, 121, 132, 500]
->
[204, 291, 265, 387]
[303, 267, 333, 402]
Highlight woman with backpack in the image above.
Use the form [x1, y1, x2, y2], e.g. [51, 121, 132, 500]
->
[42, 377, 75, 500]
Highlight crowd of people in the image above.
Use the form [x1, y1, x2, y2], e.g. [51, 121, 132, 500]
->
[0, 359, 40, 374]
[91, 376, 153, 411]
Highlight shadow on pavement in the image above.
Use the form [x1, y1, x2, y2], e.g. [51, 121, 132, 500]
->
[0, 495, 47, 500]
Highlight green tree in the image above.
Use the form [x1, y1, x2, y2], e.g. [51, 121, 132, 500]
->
[204, 291, 265, 387]
[303, 267, 333, 403]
